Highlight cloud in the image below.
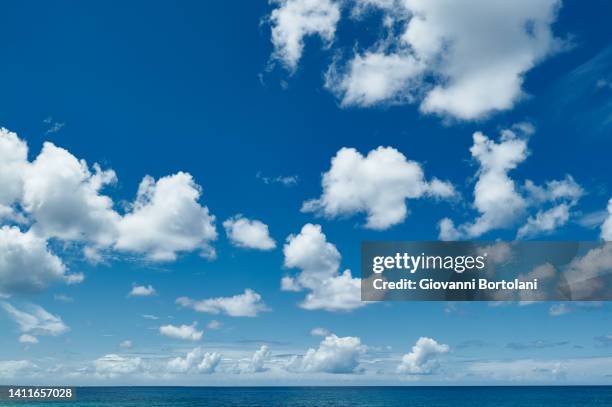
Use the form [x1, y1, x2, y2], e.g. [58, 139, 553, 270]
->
[116, 173, 217, 261]
[1, 302, 69, 337]
[549, 303, 570, 316]
[0, 360, 37, 379]
[602, 199, 612, 241]
[176, 289, 268, 317]
[256, 172, 299, 187]
[120, 340, 133, 349]
[207, 320, 221, 330]
[517, 175, 584, 238]
[324, 0, 563, 120]
[397, 337, 449, 375]
[23, 141, 120, 246]
[303, 146, 455, 230]
[282, 223, 364, 311]
[0, 226, 76, 295]
[18, 334, 38, 344]
[128, 284, 156, 297]
[439, 128, 582, 239]
[311, 327, 331, 336]
[236, 345, 272, 373]
[0, 129, 222, 293]
[0, 128, 28, 221]
[142, 314, 159, 320]
[223, 215, 276, 250]
[288, 334, 365, 373]
[94, 354, 142, 378]
[326, 52, 422, 107]
[53, 294, 74, 303]
[268, 0, 341, 71]
[159, 322, 203, 341]
[167, 347, 221, 374]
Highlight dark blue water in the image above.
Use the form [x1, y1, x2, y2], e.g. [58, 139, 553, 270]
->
[3, 386, 612, 406]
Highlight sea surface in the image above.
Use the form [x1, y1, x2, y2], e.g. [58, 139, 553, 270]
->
[2, 386, 612, 407]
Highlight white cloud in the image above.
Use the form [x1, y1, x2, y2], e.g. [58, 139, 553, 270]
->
[159, 322, 203, 341]
[128, 284, 156, 297]
[269, 0, 341, 71]
[326, 52, 423, 107]
[397, 337, 449, 375]
[288, 334, 365, 373]
[120, 340, 133, 349]
[116, 173, 217, 261]
[549, 303, 570, 317]
[439, 128, 583, 240]
[326, 0, 562, 120]
[516, 203, 571, 239]
[167, 347, 221, 374]
[303, 147, 454, 230]
[1, 302, 68, 337]
[439, 130, 528, 239]
[0, 129, 222, 294]
[176, 289, 268, 317]
[311, 327, 331, 336]
[282, 223, 364, 311]
[207, 320, 221, 330]
[0, 360, 37, 379]
[18, 334, 38, 344]
[256, 172, 299, 187]
[0, 128, 28, 220]
[602, 199, 612, 241]
[223, 215, 276, 250]
[236, 345, 272, 373]
[22, 142, 120, 246]
[0, 226, 76, 295]
[95, 354, 142, 378]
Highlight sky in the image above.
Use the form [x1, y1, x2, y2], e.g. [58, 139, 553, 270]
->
[0, 0, 611, 385]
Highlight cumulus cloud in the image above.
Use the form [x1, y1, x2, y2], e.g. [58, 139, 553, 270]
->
[325, 0, 563, 120]
[1, 302, 68, 338]
[0, 128, 28, 220]
[282, 224, 364, 311]
[167, 347, 221, 374]
[128, 284, 156, 297]
[602, 199, 612, 241]
[0, 226, 76, 295]
[303, 147, 454, 230]
[269, 0, 341, 71]
[439, 128, 582, 240]
[116, 173, 217, 261]
[235, 345, 272, 373]
[159, 322, 203, 341]
[223, 215, 276, 250]
[397, 337, 449, 375]
[176, 289, 268, 317]
[22, 142, 119, 246]
[517, 175, 584, 238]
[95, 354, 142, 378]
[120, 340, 133, 349]
[288, 334, 365, 373]
[0, 128, 221, 297]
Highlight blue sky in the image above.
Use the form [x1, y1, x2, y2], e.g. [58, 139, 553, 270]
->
[0, 0, 611, 385]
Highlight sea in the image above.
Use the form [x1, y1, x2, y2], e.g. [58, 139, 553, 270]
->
[2, 386, 611, 406]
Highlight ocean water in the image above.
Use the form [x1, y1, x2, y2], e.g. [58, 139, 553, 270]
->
[3, 386, 612, 407]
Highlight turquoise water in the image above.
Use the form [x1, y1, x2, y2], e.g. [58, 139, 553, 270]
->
[3, 386, 612, 406]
